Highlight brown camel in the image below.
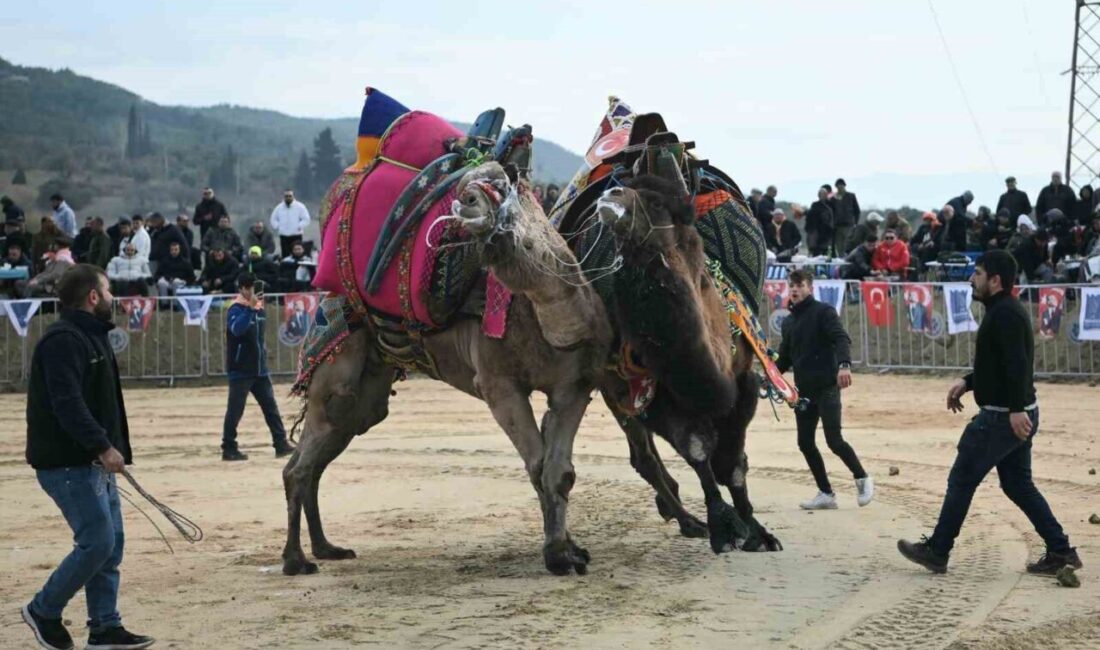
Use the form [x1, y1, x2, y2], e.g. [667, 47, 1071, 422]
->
[281, 162, 611, 576]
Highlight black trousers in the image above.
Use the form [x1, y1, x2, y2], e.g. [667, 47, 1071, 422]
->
[929, 408, 1069, 557]
[795, 385, 867, 494]
[222, 375, 288, 451]
[279, 234, 302, 258]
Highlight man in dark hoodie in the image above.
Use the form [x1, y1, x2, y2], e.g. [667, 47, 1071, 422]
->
[804, 185, 835, 256]
[996, 177, 1032, 226]
[193, 187, 228, 239]
[21, 264, 155, 650]
[1071, 185, 1095, 226]
[221, 273, 295, 461]
[898, 251, 1081, 576]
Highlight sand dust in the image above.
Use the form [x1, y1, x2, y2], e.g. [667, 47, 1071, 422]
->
[1, 374, 1098, 648]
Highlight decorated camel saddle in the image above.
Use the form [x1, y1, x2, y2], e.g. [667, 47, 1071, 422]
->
[549, 97, 799, 409]
[299, 88, 530, 389]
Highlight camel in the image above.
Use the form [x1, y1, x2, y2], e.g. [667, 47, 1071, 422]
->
[456, 165, 781, 554]
[281, 162, 611, 576]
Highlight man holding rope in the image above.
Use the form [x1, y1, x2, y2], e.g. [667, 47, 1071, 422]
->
[22, 264, 155, 650]
[898, 250, 1082, 574]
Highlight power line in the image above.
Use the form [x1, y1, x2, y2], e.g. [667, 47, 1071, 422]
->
[1020, 0, 1053, 107]
[926, 0, 1001, 178]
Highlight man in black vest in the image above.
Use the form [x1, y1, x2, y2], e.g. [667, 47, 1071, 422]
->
[22, 264, 155, 650]
[898, 250, 1081, 575]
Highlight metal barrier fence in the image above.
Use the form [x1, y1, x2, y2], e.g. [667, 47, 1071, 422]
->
[1, 284, 1098, 386]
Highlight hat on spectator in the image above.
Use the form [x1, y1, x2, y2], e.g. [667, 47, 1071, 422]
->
[4, 213, 24, 225]
[921, 211, 937, 222]
[1017, 215, 1036, 231]
[249, 245, 263, 257]
[867, 211, 884, 223]
[1005, 176, 1016, 184]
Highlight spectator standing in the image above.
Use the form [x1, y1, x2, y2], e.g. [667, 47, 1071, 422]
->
[154, 242, 195, 297]
[846, 211, 884, 253]
[748, 188, 763, 221]
[898, 251, 1080, 576]
[1, 195, 25, 223]
[201, 215, 243, 261]
[146, 212, 190, 270]
[176, 213, 202, 270]
[756, 185, 778, 231]
[883, 209, 912, 243]
[123, 215, 151, 261]
[107, 217, 131, 256]
[1071, 185, 1095, 226]
[86, 217, 113, 270]
[946, 191, 974, 222]
[221, 273, 296, 461]
[21, 264, 155, 650]
[244, 221, 276, 260]
[542, 184, 560, 215]
[270, 189, 311, 256]
[996, 177, 1032, 225]
[871, 229, 910, 277]
[194, 187, 227, 239]
[1035, 172, 1076, 227]
[107, 243, 152, 296]
[776, 270, 874, 511]
[200, 248, 240, 294]
[804, 185, 835, 256]
[50, 193, 78, 239]
[829, 178, 861, 256]
[842, 235, 877, 280]
[764, 208, 802, 260]
[72, 217, 95, 262]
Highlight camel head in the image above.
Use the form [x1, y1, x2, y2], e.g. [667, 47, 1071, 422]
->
[453, 161, 516, 238]
[600, 174, 736, 417]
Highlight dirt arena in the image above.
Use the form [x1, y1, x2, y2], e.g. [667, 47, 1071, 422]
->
[1, 374, 1098, 649]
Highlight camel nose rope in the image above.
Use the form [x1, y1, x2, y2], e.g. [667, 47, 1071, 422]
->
[117, 468, 203, 553]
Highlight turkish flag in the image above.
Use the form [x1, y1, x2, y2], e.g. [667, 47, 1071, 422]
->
[862, 281, 893, 327]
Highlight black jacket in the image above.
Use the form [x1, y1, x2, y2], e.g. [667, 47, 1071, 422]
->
[25, 310, 132, 469]
[1035, 184, 1076, 226]
[194, 197, 228, 235]
[843, 245, 874, 279]
[830, 192, 861, 227]
[756, 194, 776, 230]
[155, 254, 195, 283]
[996, 189, 1032, 224]
[936, 214, 968, 253]
[150, 224, 190, 263]
[764, 220, 802, 255]
[776, 296, 851, 398]
[201, 255, 240, 288]
[805, 200, 834, 237]
[246, 256, 279, 287]
[964, 291, 1035, 412]
[1012, 236, 1050, 282]
[1071, 186, 1095, 226]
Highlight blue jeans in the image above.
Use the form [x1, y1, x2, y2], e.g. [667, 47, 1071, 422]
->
[222, 375, 288, 451]
[31, 465, 124, 632]
[929, 408, 1070, 556]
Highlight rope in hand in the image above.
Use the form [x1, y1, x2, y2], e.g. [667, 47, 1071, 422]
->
[118, 468, 203, 553]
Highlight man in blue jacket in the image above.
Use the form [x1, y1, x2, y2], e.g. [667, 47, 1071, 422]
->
[222, 273, 295, 461]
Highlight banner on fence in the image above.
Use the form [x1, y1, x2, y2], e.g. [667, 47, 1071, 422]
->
[3, 299, 41, 337]
[763, 280, 790, 311]
[177, 295, 214, 328]
[1080, 287, 1100, 341]
[861, 281, 892, 326]
[120, 297, 156, 332]
[1038, 287, 1066, 339]
[278, 293, 320, 346]
[944, 283, 979, 334]
[903, 283, 934, 333]
[813, 280, 845, 314]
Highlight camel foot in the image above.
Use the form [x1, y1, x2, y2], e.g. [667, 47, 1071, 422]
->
[282, 554, 319, 576]
[677, 513, 709, 539]
[740, 519, 783, 552]
[655, 494, 677, 522]
[313, 544, 357, 561]
[543, 538, 591, 576]
[707, 501, 750, 555]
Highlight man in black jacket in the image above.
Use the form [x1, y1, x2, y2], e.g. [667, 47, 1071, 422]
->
[898, 250, 1080, 575]
[21, 264, 155, 650]
[776, 270, 873, 510]
[996, 177, 1032, 226]
[193, 187, 228, 239]
[146, 212, 190, 270]
[936, 204, 968, 254]
[829, 178, 861, 256]
[756, 185, 778, 231]
[1035, 171, 1076, 227]
[154, 242, 195, 296]
[804, 185, 834, 256]
[764, 208, 802, 260]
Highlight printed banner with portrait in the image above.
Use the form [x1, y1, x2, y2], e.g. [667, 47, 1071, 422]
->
[902, 283, 934, 334]
[1037, 287, 1066, 339]
[763, 280, 790, 312]
[279, 293, 321, 347]
[120, 297, 156, 332]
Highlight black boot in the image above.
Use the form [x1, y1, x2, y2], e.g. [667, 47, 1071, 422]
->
[222, 448, 249, 462]
[897, 537, 949, 574]
[274, 441, 296, 458]
[86, 625, 155, 649]
[21, 603, 74, 650]
[1026, 547, 1083, 575]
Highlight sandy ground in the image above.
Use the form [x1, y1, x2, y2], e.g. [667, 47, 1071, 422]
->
[1, 374, 1099, 649]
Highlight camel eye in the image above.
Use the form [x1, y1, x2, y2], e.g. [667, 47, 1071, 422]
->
[464, 194, 478, 206]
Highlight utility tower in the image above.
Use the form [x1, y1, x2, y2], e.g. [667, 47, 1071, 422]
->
[1066, 0, 1100, 189]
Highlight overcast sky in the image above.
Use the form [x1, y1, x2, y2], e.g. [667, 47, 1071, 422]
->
[0, 1, 1082, 208]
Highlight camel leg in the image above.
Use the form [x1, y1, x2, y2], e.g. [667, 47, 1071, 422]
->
[282, 330, 393, 576]
[539, 386, 593, 575]
[712, 372, 782, 552]
[604, 394, 707, 538]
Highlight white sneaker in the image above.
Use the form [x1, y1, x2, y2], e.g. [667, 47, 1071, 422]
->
[856, 476, 874, 507]
[800, 491, 838, 510]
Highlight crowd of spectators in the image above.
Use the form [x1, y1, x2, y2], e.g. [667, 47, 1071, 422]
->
[0, 186, 319, 300]
[749, 172, 1100, 284]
